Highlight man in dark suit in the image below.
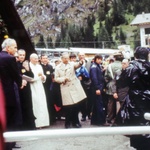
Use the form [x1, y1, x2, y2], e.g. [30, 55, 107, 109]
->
[0, 38, 26, 149]
[40, 54, 54, 123]
[90, 54, 106, 126]
[17, 49, 36, 130]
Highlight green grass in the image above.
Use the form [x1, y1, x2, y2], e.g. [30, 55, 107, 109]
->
[93, 12, 138, 49]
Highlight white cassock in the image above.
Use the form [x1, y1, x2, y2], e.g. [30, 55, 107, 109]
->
[29, 62, 49, 128]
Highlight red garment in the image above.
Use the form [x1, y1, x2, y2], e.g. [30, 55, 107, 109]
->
[0, 81, 6, 150]
[54, 104, 61, 112]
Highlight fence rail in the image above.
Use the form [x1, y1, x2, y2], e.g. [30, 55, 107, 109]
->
[4, 126, 150, 142]
[4, 113, 150, 142]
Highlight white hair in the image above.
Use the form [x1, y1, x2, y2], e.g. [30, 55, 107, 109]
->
[122, 58, 129, 63]
[30, 53, 38, 59]
[78, 52, 85, 56]
[61, 52, 69, 58]
[18, 49, 26, 53]
[1, 38, 16, 50]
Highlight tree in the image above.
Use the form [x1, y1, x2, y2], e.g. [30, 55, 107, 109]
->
[67, 24, 84, 47]
[97, 26, 111, 48]
[36, 34, 46, 48]
[104, 0, 110, 12]
[97, 2, 105, 21]
[111, 0, 126, 26]
[83, 14, 95, 47]
[60, 33, 72, 48]
[133, 29, 140, 49]
[54, 34, 61, 48]
[105, 16, 113, 36]
[119, 27, 126, 44]
[47, 36, 53, 48]
[61, 22, 68, 39]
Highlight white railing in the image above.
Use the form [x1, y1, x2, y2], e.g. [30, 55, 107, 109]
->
[3, 126, 150, 142]
[3, 113, 150, 142]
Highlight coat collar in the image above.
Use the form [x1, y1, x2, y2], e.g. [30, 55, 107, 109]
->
[59, 62, 71, 70]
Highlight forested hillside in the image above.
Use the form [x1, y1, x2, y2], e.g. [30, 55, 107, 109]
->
[15, 0, 150, 49]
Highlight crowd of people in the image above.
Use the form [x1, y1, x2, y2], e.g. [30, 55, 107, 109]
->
[0, 38, 150, 150]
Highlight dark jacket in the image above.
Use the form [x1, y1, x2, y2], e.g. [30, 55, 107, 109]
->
[0, 51, 22, 107]
[41, 63, 54, 90]
[90, 62, 105, 125]
[125, 59, 150, 125]
[116, 69, 130, 102]
[90, 63, 105, 91]
[0, 51, 22, 130]
[17, 61, 35, 130]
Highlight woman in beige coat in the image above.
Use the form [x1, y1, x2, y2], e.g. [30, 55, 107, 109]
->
[55, 52, 86, 128]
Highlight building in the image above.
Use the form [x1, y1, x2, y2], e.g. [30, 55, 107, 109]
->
[130, 12, 150, 47]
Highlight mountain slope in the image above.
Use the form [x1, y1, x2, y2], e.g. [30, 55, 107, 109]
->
[15, 0, 148, 49]
[16, 0, 100, 44]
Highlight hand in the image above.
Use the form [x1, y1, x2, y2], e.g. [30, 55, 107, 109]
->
[63, 77, 70, 84]
[38, 72, 42, 76]
[22, 60, 29, 71]
[21, 79, 27, 89]
[40, 75, 45, 81]
[113, 93, 118, 99]
[79, 60, 84, 65]
[78, 76, 82, 81]
[96, 90, 101, 95]
[65, 77, 70, 82]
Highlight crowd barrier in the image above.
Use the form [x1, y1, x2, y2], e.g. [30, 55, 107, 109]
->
[3, 113, 150, 142]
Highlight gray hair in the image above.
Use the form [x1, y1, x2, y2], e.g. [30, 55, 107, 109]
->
[122, 58, 129, 63]
[18, 49, 26, 54]
[78, 52, 85, 56]
[61, 52, 69, 58]
[1, 38, 16, 50]
[30, 53, 38, 59]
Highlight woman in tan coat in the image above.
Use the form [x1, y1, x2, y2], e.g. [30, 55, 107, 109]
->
[55, 52, 86, 128]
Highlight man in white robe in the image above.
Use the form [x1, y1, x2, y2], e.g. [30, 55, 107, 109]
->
[29, 53, 49, 128]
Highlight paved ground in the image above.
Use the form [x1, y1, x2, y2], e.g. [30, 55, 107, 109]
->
[12, 116, 136, 150]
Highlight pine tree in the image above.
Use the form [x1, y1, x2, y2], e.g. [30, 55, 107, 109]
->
[61, 23, 68, 39]
[36, 34, 46, 48]
[67, 24, 84, 47]
[54, 34, 61, 48]
[133, 29, 140, 49]
[47, 36, 53, 48]
[60, 33, 72, 48]
[97, 1, 105, 21]
[111, 0, 126, 26]
[119, 27, 126, 44]
[105, 16, 113, 36]
[97, 26, 111, 48]
[83, 15, 95, 48]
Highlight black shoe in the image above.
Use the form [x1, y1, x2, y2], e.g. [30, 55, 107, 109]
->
[81, 117, 86, 121]
[72, 123, 82, 128]
[13, 144, 21, 148]
[102, 122, 111, 126]
[88, 115, 91, 120]
[65, 123, 71, 129]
